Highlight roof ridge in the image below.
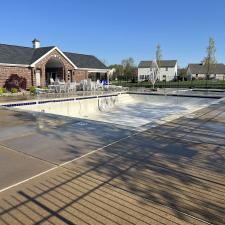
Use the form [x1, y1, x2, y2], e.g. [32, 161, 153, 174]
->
[36, 46, 55, 49]
[189, 63, 225, 65]
[64, 51, 95, 57]
[140, 59, 177, 61]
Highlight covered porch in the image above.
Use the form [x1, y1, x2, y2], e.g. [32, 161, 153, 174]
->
[87, 69, 109, 84]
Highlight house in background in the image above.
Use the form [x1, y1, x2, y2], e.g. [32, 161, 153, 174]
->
[0, 39, 108, 89]
[187, 63, 225, 80]
[138, 60, 177, 82]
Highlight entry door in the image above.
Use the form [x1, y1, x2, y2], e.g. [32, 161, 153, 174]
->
[36, 70, 41, 86]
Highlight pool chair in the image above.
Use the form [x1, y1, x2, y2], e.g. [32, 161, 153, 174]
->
[87, 79, 96, 91]
[50, 78, 55, 85]
[67, 82, 76, 92]
[96, 80, 103, 90]
[80, 79, 88, 91]
[52, 80, 66, 93]
[101, 80, 109, 90]
[59, 84, 67, 93]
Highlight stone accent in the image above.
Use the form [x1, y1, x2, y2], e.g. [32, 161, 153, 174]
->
[0, 66, 32, 89]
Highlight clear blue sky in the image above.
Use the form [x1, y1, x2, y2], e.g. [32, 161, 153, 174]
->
[0, 0, 224, 67]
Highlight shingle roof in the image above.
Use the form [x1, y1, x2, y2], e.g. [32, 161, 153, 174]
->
[64, 52, 107, 69]
[31, 46, 55, 63]
[0, 44, 34, 65]
[188, 63, 225, 74]
[138, 60, 177, 68]
[0, 43, 107, 69]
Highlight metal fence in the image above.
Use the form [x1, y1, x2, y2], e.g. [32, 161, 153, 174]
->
[113, 79, 225, 89]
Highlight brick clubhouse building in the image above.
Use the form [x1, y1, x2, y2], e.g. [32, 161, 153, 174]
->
[0, 39, 108, 90]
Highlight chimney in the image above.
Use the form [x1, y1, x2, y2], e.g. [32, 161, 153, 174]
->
[32, 38, 40, 49]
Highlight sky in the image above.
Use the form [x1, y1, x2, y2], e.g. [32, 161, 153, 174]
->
[0, 0, 224, 67]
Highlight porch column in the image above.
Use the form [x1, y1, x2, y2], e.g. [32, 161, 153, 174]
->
[41, 66, 46, 87]
[31, 68, 35, 86]
[106, 72, 109, 85]
[65, 68, 68, 82]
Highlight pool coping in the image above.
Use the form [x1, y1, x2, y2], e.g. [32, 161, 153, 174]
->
[127, 91, 224, 99]
[0, 92, 127, 108]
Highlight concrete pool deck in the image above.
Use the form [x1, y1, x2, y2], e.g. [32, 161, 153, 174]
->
[0, 98, 225, 224]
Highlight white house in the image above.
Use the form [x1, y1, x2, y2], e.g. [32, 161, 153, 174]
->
[187, 63, 225, 80]
[138, 60, 177, 82]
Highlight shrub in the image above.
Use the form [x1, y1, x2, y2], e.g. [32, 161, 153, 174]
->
[11, 88, 18, 93]
[29, 86, 37, 95]
[4, 74, 27, 91]
[0, 87, 7, 94]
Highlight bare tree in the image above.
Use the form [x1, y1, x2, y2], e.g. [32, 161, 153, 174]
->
[203, 37, 216, 79]
[156, 44, 162, 63]
[100, 59, 108, 66]
[149, 60, 159, 89]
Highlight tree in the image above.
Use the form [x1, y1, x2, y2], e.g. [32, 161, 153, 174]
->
[121, 57, 136, 81]
[108, 64, 124, 80]
[149, 60, 159, 89]
[155, 44, 162, 79]
[203, 37, 216, 79]
[156, 44, 162, 63]
[177, 68, 187, 81]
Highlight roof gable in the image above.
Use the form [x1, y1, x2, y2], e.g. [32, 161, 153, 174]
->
[30, 47, 77, 68]
[30, 46, 55, 64]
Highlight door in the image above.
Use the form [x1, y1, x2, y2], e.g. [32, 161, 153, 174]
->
[36, 70, 41, 86]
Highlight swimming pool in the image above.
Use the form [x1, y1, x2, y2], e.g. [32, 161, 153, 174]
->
[12, 93, 216, 130]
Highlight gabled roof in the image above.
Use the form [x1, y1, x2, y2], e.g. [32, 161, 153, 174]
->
[0, 43, 107, 70]
[138, 60, 177, 68]
[188, 63, 225, 74]
[64, 52, 107, 69]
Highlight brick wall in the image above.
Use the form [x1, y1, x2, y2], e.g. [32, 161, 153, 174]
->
[73, 70, 88, 82]
[35, 49, 75, 86]
[0, 66, 32, 89]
